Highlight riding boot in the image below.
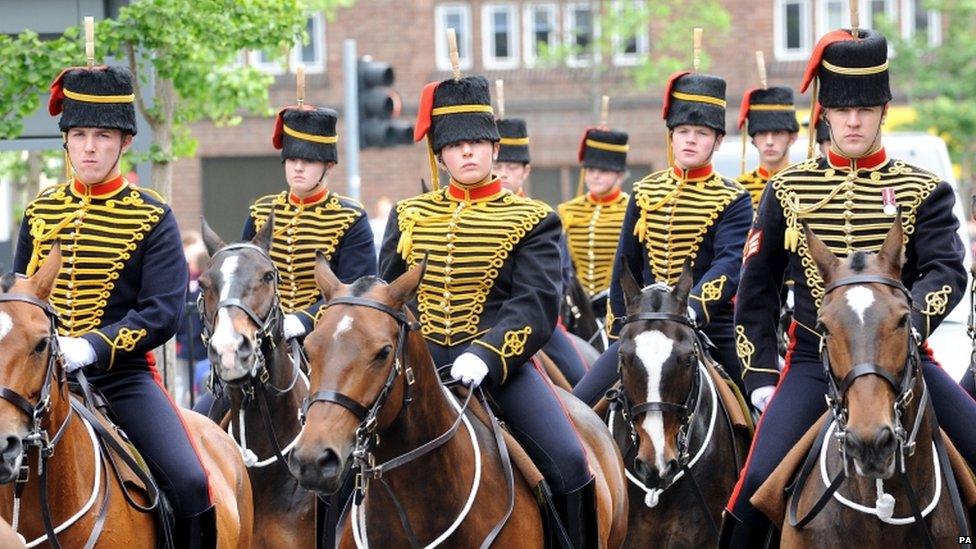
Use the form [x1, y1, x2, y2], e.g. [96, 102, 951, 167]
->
[552, 478, 597, 549]
[174, 505, 217, 549]
[718, 509, 775, 549]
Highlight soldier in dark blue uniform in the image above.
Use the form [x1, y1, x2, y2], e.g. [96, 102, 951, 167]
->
[736, 85, 800, 209]
[379, 74, 597, 547]
[572, 71, 753, 405]
[494, 115, 590, 386]
[15, 66, 214, 546]
[558, 127, 631, 326]
[723, 29, 976, 546]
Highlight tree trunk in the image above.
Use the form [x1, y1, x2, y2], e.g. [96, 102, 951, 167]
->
[149, 76, 181, 398]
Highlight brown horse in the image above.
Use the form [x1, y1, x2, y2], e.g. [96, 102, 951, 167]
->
[0, 246, 253, 548]
[608, 261, 748, 547]
[290, 256, 628, 547]
[780, 218, 968, 546]
[199, 217, 315, 547]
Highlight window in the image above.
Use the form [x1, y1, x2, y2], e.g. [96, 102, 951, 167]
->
[818, 0, 848, 35]
[901, 0, 941, 45]
[435, 4, 473, 71]
[611, 1, 649, 66]
[565, 2, 598, 67]
[249, 14, 326, 75]
[482, 3, 519, 69]
[523, 3, 557, 67]
[861, 0, 895, 29]
[774, 0, 810, 61]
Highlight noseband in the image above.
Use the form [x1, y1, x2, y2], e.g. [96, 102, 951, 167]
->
[0, 293, 69, 458]
[200, 243, 284, 385]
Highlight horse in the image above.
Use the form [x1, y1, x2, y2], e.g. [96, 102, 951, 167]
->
[290, 255, 629, 547]
[777, 218, 969, 547]
[0, 245, 253, 548]
[199, 216, 315, 548]
[607, 261, 749, 547]
[562, 275, 606, 352]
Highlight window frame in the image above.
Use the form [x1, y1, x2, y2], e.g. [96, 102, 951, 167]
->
[522, 2, 558, 68]
[248, 13, 326, 75]
[482, 2, 520, 70]
[435, 3, 474, 72]
[610, 0, 649, 66]
[564, 1, 600, 68]
[901, 0, 942, 45]
[773, 0, 811, 62]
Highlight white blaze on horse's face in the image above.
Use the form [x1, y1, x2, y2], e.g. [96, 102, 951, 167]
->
[844, 286, 875, 325]
[634, 329, 674, 473]
[334, 315, 354, 341]
[210, 255, 243, 369]
[0, 312, 12, 344]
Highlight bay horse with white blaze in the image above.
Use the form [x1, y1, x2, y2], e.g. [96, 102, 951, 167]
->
[777, 219, 970, 547]
[608, 261, 749, 547]
[0, 245, 253, 548]
[290, 255, 628, 547]
[199, 215, 316, 548]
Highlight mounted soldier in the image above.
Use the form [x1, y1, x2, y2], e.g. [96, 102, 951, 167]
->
[573, 40, 753, 406]
[379, 69, 598, 547]
[723, 26, 976, 545]
[14, 64, 215, 546]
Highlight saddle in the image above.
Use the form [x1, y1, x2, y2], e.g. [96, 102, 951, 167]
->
[700, 357, 754, 437]
[751, 412, 976, 526]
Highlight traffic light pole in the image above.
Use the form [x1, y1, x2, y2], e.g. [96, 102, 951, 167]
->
[342, 38, 361, 202]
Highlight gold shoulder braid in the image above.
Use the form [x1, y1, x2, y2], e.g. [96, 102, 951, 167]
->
[559, 193, 629, 297]
[397, 189, 550, 346]
[633, 171, 742, 285]
[774, 159, 940, 308]
[25, 183, 165, 337]
[738, 169, 767, 209]
[250, 191, 362, 313]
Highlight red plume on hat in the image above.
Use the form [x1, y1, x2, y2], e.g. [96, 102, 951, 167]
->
[48, 66, 102, 116]
[661, 71, 691, 120]
[576, 126, 601, 163]
[737, 88, 758, 130]
[414, 81, 441, 142]
[800, 30, 856, 93]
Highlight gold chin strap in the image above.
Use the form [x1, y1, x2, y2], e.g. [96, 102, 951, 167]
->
[740, 119, 748, 175]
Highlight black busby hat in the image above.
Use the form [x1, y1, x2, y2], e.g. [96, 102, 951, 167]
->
[801, 29, 891, 108]
[49, 66, 137, 135]
[663, 72, 726, 135]
[578, 128, 628, 172]
[496, 118, 530, 164]
[738, 86, 799, 136]
[415, 75, 499, 154]
[272, 106, 339, 164]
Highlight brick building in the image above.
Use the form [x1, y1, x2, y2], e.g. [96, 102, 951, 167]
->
[176, 0, 943, 238]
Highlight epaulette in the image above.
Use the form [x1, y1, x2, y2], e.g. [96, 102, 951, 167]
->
[132, 186, 168, 206]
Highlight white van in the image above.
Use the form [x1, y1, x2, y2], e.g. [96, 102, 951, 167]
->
[713, 132, 973, 381]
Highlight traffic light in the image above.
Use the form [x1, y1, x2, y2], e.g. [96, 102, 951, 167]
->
[357, 57, 413, 149]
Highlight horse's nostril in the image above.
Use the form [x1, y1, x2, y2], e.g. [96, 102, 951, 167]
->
[874, 426, 895, 453]
[317, 449, 341, 478]
[664, 459, 679, 476]
[1, 436, 22, 461]
[237, 337, 254, 360]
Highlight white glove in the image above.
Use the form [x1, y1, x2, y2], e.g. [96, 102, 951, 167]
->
[451, 353, 489, 388]
[750, 385, 776, 413]
[283, 314, 307, 339]
[57, 336, 96, 372]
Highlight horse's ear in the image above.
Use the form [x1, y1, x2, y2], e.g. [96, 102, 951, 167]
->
[314, 250, 344, 301]
[420, 178, 430, 194]
[201, 217, 226, 257]
[803, 222, 840, 283]
[388, 256, 427, 307]
[875, 211, 905, 276]
[252, 210, 275, 253]
[673, 259, 694, 307]
[31, 242, 62, 300]
[620, 264, 642, 311]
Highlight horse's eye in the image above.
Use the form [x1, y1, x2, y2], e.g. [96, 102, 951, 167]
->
[263, 271, 276, 283]
[33, 338, 49, 356]
[375, 345, 392, 362]
[897, 313, 909, 329]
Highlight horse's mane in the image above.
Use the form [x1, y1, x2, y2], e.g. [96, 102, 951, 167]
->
[349, 275, 385, 297]
[0, 272, 16, 293]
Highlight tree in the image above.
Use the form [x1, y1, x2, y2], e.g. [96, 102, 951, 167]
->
[539, 1, 731, 117]
[882, 0, 976, 212]
[0, 0, 353, 200]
